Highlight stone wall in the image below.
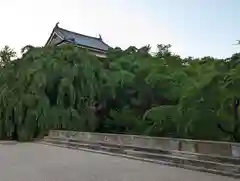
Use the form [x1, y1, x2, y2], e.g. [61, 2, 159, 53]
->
[49, 130, 240, 157]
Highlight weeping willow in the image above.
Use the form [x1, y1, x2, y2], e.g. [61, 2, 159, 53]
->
[0, 45, 102, 141]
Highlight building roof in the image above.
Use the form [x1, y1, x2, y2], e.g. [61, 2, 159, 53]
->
[46, 23, 111, 52]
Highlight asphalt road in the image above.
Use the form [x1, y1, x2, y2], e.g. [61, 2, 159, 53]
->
[0, 142, 237, 181]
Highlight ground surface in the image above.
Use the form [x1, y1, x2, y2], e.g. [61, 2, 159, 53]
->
[0, 142, 238, 181]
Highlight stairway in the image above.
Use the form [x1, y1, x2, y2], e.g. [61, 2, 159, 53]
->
[40, 136, 240, 178]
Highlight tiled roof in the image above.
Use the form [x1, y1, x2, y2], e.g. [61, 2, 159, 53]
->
[54, 25, 110, 51]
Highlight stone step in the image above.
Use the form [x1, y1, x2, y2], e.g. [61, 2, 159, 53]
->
[43, 136, 240, 165]
[124, 150, 240, 174]
[43, 138, 125, 154]
[171, 150, 240, 165]
[41, 138, 240, 178]
[40, 139, 240, 178]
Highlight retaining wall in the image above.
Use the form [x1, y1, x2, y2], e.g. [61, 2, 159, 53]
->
[49, 130, 240, 157]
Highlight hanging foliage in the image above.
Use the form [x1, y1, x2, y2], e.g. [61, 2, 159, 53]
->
[0, 45, 102, 141]
[0, 44, 239, 142]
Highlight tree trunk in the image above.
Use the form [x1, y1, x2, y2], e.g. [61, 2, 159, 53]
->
[233, 97, 240, 141]
[218, 97, 240, 141]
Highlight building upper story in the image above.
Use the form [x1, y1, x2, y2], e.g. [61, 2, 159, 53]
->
[45, 23, 111, 58]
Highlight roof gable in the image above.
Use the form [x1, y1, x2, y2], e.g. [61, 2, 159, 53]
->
[46, 23, 110, 51]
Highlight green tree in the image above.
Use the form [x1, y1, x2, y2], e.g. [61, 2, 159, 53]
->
[0, 43, 239, 142]
[21, 45, 34, 55]
[0, 45, 102, 141]
[0, 45, 16, 65]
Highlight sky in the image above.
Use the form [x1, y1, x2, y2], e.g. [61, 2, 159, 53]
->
[0, 0, 239, 58]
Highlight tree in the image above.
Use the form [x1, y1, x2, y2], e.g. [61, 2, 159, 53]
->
[0, 45, 16, 65]
[156, 44, 171, 58]
[0, 43, 239, 142]
[0, 45, 102, 141]
[217, 60, 240, 141]
[21, 45, 34, 55]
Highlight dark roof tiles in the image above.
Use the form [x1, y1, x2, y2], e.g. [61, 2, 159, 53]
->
[54, 26, 110, 51]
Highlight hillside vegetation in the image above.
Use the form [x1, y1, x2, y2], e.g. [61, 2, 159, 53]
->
[0, 44, 239, 142]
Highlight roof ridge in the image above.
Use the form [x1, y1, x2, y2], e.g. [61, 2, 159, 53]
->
[56, 26, 102, 41]
[50, 24, 111, 50]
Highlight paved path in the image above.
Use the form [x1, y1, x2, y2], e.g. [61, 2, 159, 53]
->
[0, 143, 238, 181]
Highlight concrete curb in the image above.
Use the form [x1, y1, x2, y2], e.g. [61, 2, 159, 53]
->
[45, 136, 240, 164]
[39, 141, 240, 178]
[49, 130, 240, 157]
[0, 141, 18, 145]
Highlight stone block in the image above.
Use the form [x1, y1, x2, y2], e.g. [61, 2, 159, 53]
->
[150, 138, 179, 150]
[66, 131, 78, 139]
[119, 135, 135, 145]
[58, 131, 67, 138]
[103, 134, 120, 144]
[74, 132, 88, 141]
[197, 142, 232, 156]
[89, 133, 106, 142]
[131, 136, 151, 147]
[49, 130, 58, 137]
[232, 145, 240, 158]
[180, 141, 196, 152]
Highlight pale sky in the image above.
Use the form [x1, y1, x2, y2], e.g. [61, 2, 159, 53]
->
[0, 0, 239, 58]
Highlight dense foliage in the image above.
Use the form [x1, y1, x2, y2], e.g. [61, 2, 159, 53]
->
[0, 44, 239, 142]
